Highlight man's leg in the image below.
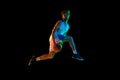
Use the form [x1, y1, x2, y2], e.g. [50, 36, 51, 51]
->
[63, 36, 84, 61]
[28, 51, 56, 66]
[28, 37, 63, 66]
[36, 51, 56, 61]
[64, 36, 77, 54]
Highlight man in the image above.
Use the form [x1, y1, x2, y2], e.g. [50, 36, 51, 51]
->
[28, 9, 84, 66]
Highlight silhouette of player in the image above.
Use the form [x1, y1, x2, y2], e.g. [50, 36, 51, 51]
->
[28, 9, 84, 66]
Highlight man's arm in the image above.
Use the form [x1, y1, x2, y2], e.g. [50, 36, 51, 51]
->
[51, 20, 60, 45]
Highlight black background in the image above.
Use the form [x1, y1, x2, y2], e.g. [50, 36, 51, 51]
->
[3, 0, 101, 78]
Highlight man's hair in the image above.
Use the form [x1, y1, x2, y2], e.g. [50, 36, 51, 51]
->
[61, 10, 70, 15]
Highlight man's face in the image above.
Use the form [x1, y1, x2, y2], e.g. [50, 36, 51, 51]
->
[62, 13, 70, 20]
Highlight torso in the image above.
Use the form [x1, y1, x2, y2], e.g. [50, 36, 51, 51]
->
[55, 20, 70, 36]
[49, 20, 70, 41]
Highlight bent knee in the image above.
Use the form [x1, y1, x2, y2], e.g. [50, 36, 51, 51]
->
[48, 54, 54, 59]
[64, 36, 73, 41]
[54, 48, 62, 53]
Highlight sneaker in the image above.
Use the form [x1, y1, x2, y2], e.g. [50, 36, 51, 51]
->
[28, 55, 36, 66]
[72, 54, 84, 61]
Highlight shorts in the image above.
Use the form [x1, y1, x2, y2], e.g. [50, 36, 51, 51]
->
[49, 34, 65, 52]
[57, 34, 66, 40]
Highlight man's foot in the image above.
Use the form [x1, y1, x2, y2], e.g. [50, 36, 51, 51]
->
[72, 54, 84, 61]
[28, 55, 36, 66]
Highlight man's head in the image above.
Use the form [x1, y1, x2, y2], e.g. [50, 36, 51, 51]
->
[61, 10, 70, 21]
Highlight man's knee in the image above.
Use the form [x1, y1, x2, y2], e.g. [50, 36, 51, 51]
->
[48, 54, 54, 59]
[66, 36, 73, 41]
[48, 51, 58, 59]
